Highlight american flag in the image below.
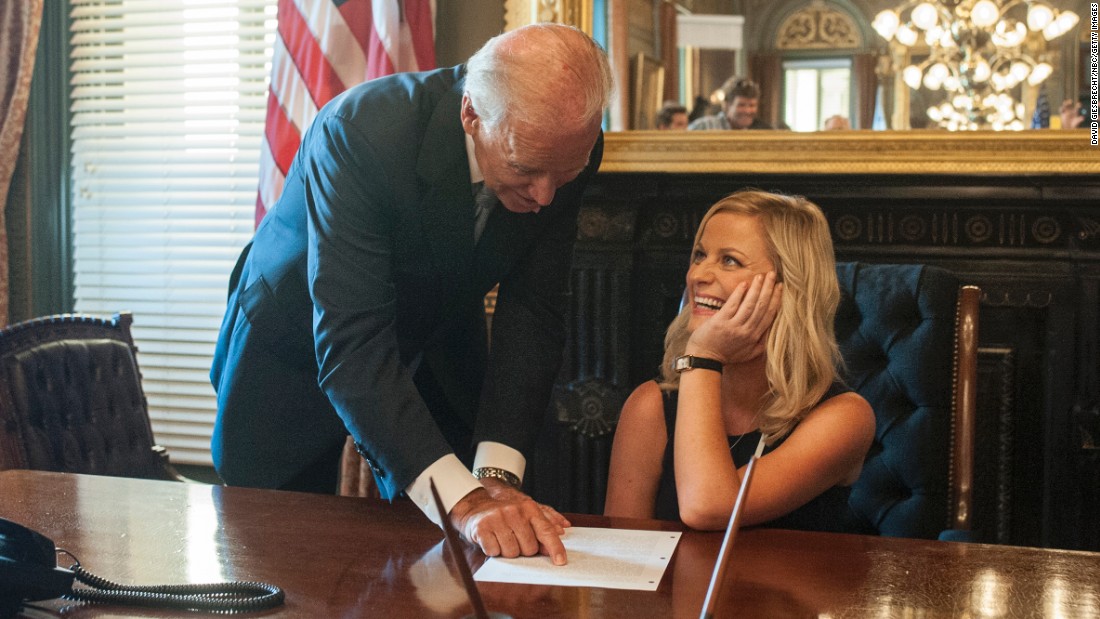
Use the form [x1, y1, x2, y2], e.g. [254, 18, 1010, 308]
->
[256, 0, 436, 225]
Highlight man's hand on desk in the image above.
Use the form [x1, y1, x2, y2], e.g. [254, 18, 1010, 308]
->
[479, 477, 571, 531]
[449, 483, 571, 566]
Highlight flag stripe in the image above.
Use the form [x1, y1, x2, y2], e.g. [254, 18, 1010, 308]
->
[263, 90, 302, 174]
[296, 0, 368, 89]
[256, 137, 286, 228]
[269, 32, 318, 150]
[371, 1, 400, 68]
[337, 0, 373, 53]
[404, 0, 435, 71]
[278, 0, 344, 107]
[257, 0, 436, 224]
[365, 26, 396, 78]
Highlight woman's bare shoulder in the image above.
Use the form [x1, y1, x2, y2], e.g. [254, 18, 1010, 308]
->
[620, 380, 666, 425]
[802, 390, 875, 442]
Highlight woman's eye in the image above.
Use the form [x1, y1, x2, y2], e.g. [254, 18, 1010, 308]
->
[691, 249, 706, 263]
[722, 255, 740, 267]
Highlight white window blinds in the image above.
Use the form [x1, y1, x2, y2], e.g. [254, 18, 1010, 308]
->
[69, 0, 276, 465]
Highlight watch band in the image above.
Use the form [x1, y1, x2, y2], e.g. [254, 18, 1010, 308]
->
[673, 355, 724, 374]
[472, 466, 522, 489]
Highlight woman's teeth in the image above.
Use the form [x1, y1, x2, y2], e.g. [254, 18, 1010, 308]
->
[694, 296, 724, 310]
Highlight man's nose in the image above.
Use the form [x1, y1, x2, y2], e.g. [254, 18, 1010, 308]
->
[529, 176, 557, 207]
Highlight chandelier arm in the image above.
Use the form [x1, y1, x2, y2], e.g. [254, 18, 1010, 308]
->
[931, 2, 955, 24]
[997, 0, 1028, 14]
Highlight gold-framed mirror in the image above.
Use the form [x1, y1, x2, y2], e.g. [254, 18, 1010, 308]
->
[599, 130, 1099, 174]
[502, 0, 1097, 175]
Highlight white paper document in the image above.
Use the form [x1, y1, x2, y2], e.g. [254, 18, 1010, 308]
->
[473, 527, 682, 591]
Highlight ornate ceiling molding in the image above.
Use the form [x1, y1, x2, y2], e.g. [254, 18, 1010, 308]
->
[777, 1, 861, 49]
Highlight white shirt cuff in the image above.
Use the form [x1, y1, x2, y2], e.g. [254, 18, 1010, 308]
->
[406, 454, 481, 528]
[473, 441, 526, 481]
[406, 443, 527, 529]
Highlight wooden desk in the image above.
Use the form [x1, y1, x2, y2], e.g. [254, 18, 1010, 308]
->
[2, 471, 1098, 618]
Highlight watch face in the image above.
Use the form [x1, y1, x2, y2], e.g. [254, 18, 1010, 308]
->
[674, 356, 690, 372]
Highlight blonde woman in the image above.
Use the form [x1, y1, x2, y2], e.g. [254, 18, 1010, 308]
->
[605, 191, 875, 532]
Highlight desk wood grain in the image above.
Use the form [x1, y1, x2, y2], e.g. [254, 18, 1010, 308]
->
[1, 471, 1097, 618]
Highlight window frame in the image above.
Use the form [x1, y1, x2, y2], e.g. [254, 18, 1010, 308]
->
[780, 54, 854, 132]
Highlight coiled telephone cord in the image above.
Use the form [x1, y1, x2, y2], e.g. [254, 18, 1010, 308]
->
[62, 558, 285, 614]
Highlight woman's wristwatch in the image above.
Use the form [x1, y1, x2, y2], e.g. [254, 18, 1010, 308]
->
[673, 355, 723, 374]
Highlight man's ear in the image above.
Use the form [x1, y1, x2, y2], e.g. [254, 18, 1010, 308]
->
[460, 94, 478, 135]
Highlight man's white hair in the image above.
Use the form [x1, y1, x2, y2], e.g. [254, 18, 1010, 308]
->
[464, 23, 613, 130]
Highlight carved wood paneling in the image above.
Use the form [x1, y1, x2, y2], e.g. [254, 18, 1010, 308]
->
[528, 204, 636, 514]
[977, 347, 1016, 545]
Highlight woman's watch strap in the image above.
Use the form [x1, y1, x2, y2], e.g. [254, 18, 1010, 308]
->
[673, 355, 724, 374]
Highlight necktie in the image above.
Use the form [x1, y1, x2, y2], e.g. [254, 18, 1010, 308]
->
[473, 183, 496, 243]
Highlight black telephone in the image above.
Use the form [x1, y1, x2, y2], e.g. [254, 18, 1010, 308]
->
[0, 518, 75, 618]
[0, 517, 284, 617]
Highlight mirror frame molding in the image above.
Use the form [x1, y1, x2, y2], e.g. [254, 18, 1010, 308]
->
[599, 131, 1100, 175]
[504, 0, 593, 32]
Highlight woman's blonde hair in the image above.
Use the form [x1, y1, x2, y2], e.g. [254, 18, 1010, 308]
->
[658, 190, 841, 441]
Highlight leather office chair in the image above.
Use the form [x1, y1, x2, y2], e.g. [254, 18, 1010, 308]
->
[339, 435, 380, 498]
[0, 312, 184, 481]
[836, 262, 980, 541]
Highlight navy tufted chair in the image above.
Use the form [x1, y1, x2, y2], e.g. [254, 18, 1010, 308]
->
[0, 312, 184, 481]
[837, 262, 980, 541]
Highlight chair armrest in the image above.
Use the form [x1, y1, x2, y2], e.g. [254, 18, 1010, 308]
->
[938, 528, 976, 543]
[151, 445, 201, 484]
[947, 285, 981, 534]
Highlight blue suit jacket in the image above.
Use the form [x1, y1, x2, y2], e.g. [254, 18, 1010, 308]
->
[210, 66, 603, 498]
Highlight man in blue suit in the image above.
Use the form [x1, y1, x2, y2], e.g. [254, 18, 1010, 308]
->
[210, 23, 611, 565]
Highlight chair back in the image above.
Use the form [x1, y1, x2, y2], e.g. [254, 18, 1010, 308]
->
[0, 312, 179, 480]
[836, 262, 979, 539]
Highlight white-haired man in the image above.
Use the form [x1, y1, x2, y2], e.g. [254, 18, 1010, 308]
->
[211, 24, 613, 565]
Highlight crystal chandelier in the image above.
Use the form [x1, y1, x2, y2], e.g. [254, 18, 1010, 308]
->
[872, 0, 1079, 130]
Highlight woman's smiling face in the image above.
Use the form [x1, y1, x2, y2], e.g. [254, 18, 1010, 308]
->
[686, 212, 775, 331]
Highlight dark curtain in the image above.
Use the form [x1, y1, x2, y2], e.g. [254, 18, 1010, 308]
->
[748, 53, 782, 128]
[0, 0, 43, 326]
[853, 53, 879, 129]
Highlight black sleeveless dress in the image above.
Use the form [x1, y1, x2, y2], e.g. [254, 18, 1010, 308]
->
[652, 382, 873, 534]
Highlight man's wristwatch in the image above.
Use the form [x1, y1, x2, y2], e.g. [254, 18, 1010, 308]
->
[472, 466, 522, 489]
[673, 355, 724, 374]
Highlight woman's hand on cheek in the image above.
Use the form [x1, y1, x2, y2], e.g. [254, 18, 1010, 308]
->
[686, 272, 782, 365]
